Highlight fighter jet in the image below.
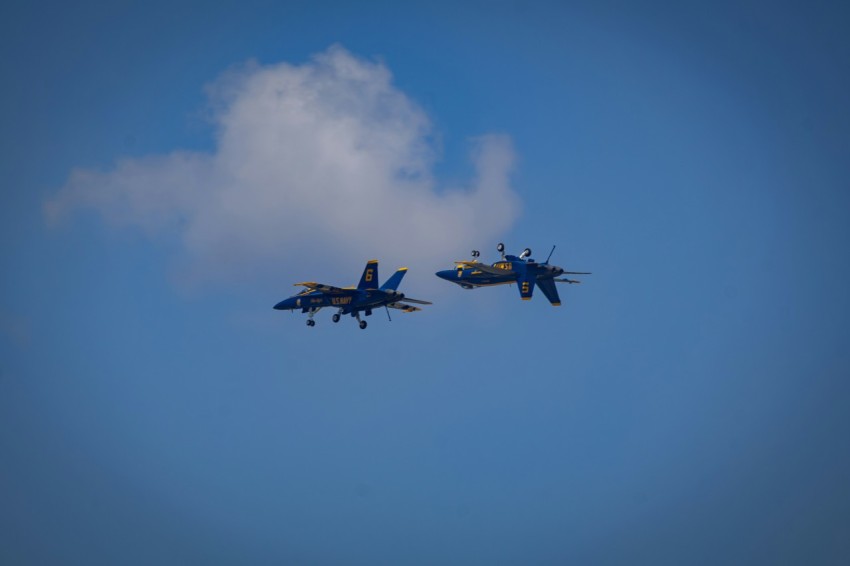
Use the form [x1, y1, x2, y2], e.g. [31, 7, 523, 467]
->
[436, 243, 590, 306]
[274, 260, 431, 329]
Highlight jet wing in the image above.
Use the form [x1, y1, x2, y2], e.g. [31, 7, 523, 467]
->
[460, 262, 516, 276]
[293, 282, 355, 295]
[387, 302, 424, 313]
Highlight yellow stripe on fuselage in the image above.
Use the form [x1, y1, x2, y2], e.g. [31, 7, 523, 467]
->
[469, 280, 514, 287]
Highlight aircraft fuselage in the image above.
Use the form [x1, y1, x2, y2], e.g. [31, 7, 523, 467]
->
[435, 253, 572, 304]
[274, 289, 403, 315]
[435, 258, 565, 288]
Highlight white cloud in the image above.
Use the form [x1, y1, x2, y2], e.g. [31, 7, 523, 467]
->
[46, 45, 520, 288]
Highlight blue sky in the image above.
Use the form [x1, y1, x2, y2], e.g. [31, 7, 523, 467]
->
[2, 1, 849, 564]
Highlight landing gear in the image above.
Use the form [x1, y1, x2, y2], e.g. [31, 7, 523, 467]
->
[306, 319, 316, 327]
[306, 308, 318, 327]
[332, 313, 341, 323]
[354, 312, 368, 330]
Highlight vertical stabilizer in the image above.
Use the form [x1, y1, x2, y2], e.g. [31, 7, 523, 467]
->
[380, 268, 408, 291]
[517, 272, 536, 300]
[357, 260, 379, 290]
[536, 278, 562, 306]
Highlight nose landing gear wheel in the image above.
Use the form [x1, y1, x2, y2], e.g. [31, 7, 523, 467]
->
[332, 314, 341, 323]
[359, 320, 367, 329]
[306, 319, 316, 327]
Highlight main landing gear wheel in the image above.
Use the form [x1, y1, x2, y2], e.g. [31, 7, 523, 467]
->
[306, 319, 316, 327]
[332, 314, 341, 323]
[359, 320, 368, 330]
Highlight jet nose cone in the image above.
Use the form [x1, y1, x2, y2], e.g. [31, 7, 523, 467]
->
[435, 270, 452, 280]
[273, 300, 288, 310]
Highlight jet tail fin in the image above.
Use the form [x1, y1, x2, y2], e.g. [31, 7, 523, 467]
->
[536, 278, 562, 306]
[517, 273, 536, 300]
[380, 267, 408, 291]
[357, 260, 379, 290]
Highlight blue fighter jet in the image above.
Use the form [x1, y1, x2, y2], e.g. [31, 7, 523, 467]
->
[436, 243, 590, 306]
[274, 260, 431, 329]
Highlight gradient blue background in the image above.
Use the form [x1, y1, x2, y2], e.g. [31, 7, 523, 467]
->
[2, 1, 849, 564]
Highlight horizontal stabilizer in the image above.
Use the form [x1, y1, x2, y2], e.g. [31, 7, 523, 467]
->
[387, 302, 422, 313]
